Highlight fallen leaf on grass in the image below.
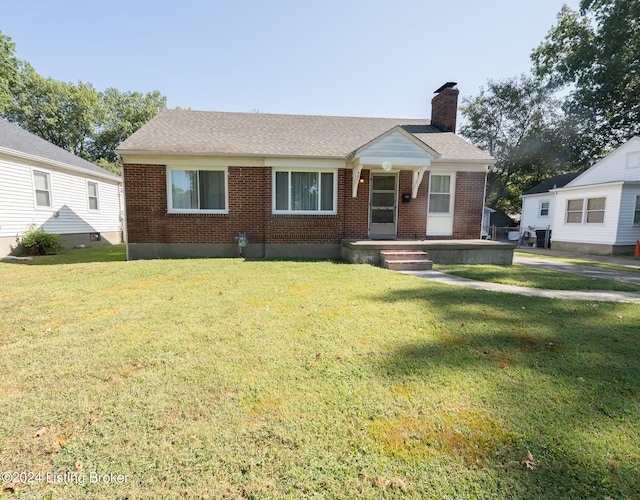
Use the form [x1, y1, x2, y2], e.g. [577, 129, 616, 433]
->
[522, 451, 536, 470]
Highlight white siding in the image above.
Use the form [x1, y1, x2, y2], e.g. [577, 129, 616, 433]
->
[356, 130, 434, 167]
[0, 154, 121, 240]
[568, 136, 640, 187]
[520, 193, 554, 231]
[616, 185, 640, 245]
[551, 184, 622, 245]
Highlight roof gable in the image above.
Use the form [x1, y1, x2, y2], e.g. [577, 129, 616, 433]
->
[566, 136, 640, 187]
[0, 119, 121, 181]
[352, 126, 439, 167]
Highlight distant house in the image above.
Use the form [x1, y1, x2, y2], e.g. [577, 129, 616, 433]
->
[520, 136, 640, 254]
[0, 119, 123, 256]
[519, 173, 580, 247]
[116, 83, 495, 260]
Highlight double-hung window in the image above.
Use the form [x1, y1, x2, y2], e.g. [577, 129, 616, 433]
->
[565, 197, 606, 224]
[33, 170, 52, 208]
[168, 167, 227, 213]
[634, 196, 640, 226]
[428, 175, 451, 213]
[539, 201, 550, 217]
[565, 199, 584, 223]
[273, 170, 336, 214]
[585, 197, 605, 223]
[88, 181, 99, 210]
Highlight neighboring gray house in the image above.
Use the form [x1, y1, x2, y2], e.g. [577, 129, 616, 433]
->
[0, 119, 123, 256]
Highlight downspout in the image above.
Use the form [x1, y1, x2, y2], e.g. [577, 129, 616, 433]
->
[117, 155, 129, 261]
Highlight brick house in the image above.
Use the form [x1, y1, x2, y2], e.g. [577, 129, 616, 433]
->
[116, 83, 494, 260]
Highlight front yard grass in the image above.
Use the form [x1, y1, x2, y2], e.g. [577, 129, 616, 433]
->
[1, 246, 639, 498]
[435, 264, 640, 292]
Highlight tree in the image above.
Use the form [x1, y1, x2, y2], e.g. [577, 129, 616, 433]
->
[0, 31, 20, 113]
[459, 75, 577, 213]
[0, 31, 166, 174]
[5, 62, 101, 158]
[89, 88, 166, 167]
[532, 0, 640, 157]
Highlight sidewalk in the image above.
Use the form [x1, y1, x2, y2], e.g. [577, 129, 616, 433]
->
[401, 269, 640, 303]
[401, 248, 640, 303]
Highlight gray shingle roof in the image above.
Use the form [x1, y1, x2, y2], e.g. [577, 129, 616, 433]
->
[523, 173, 582, 195]
[0, 119, 121, 180]
[117, 109, 494, 162]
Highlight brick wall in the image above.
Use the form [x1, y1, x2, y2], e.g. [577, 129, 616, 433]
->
[124, 164, 486, 245]
[343, 169, 369, 239]
[397, 170, 428, 238]
[452, 171, 486, 238]
[124, 164, 347, 246]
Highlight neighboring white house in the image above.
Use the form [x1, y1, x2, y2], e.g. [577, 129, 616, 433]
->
[0, 119, 123, 256]
[520, 136, 640, 254]
[519, 173, 580, 247]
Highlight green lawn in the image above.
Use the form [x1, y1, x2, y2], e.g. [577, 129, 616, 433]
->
[434, 264, 640, 292]
[1, 245, 639, 498]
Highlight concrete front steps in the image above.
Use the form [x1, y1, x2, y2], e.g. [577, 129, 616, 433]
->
[380, 250, 433, 271]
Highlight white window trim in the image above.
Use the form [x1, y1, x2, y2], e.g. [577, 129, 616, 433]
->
[427, 173, 454, 215]
[564, 196, 606, 225]
[539, 200, 550, 217]
[166, 166, 229, 214]
[272, 168, 338, 215]
[32, 168, 53, 210]
[634, 195, 640, 226]
[585, 196, 606, 224]
[87, 180, 100, 212]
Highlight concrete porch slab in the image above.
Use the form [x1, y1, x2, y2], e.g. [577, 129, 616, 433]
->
[341, 239, 516, 265]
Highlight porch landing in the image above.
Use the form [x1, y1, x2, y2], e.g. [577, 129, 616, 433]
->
[341, 239, 516, 266]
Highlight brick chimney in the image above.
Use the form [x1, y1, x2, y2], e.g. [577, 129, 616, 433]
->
[431, 82, 459, 133]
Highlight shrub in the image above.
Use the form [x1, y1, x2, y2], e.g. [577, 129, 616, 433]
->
[21, 225, 63, 255]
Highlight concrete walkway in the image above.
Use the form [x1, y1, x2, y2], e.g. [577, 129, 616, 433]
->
[401, 249, 640, 303]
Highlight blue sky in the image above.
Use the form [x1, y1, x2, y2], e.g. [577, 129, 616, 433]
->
[3, 0, 579, 119]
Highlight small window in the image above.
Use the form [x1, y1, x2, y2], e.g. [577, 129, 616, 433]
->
[566, 199, 583, 223]
[168, 168, 227, 213]
[33, 170, 52, 208]
[539, 201, 550, 217]
[88, 181, 99, 210]
[273, 170, 336, 214]
[428, 175, 451, 213]
[586, 197, 605, 223]
[634, 196, 640, 225]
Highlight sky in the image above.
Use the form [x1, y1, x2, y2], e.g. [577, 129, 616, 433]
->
[2, 0, 581, 120]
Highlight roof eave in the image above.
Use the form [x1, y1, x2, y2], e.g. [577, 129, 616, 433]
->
[0, 146, 122, 182]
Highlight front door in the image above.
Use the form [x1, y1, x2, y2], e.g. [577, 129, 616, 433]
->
[369, 173, 398, 239]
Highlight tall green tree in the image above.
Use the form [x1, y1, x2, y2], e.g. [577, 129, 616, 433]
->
[6, 62, 101, 158]
[459, 75, 576, 213]
[532, 0, 640, 156]
[90, 88, 166, 165]
[0, 31, 20, 113]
